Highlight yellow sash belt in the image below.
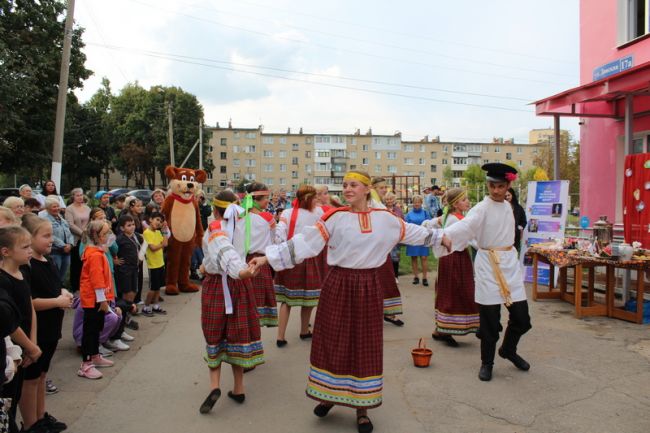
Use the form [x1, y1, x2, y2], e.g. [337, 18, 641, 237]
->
[482, 246, 514, 306]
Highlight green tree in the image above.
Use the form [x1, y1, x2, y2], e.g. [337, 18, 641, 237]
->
[442, 166, 453, 186]
[0, 0, 92, 180]
[533, 134, 580, 199]
[461, 164, 485, 203]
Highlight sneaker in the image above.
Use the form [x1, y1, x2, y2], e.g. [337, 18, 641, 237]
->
[104, 339, 130, 351]
[40, 412, 67, 432]
[45, 378, 58, 395]
[141, 307, 154, 317]
[91, 354, 115, 368]
[77, 362, 103, 379]
[98, 345, 114, 357]
[120, 331, 135, 342]
[125, 319, 140, 330]
[152, 306, 167, 315]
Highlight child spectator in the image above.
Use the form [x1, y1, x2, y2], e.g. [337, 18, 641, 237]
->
[77, 220, 115, 380]
[121, 197, 144, 304]
[1, 288, 22, 433]
[115, 215, 142, 331]
[23, 199, 41, 215]
[141, 212, 167, 317]
[0, 226, 42, 433]
[19, 215, 71, 432]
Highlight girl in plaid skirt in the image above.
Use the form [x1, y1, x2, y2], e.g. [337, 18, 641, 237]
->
[251, 171, 450, 433]
[199, 191, 260, 414]
[274, 186, 324, 347]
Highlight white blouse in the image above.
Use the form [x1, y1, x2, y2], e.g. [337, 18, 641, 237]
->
[265, 208, 444, 271]
[275, 207, 324, 242]
[232, 212, 275, 256]
[202, 221, 248, 279]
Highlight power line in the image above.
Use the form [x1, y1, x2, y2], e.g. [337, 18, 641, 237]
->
[87, 42, 532, 102]
[163, 0, 575, 78]
[126, 0, 573, 87]
[227, 0, 577, 65]
[82, 0, 129, 82]
[90, 43, 534, 113]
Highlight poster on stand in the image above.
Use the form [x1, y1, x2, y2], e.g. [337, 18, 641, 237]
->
[521, 180, 570, 285]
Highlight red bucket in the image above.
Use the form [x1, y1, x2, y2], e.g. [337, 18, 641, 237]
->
[411, 338, 433, 368]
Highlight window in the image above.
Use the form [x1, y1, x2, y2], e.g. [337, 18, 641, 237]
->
[387, 165, 397, 173]
[245, 132, 256, 139]
[316, 162, 329, 171]
[263, 177, 273, 185]
[233, 158, 240, 167]
[219, 180, 227, 187]
[483, 145, 489, 152]
[517, 146, 523, 154]
[430, 178, 437, 185]
[387, 152, 396, 160]
[220, 166, 227, 174]
[362, 158, 369, 165]
[208, 145, 214, 152]
[279, 150, 287, 158]
[220, 152, 227, 160]
[506, 152, 512, 160]
[234, 131, 240, 140]
[375, 151, 381, 159]
[453, 144, 466, 152]
[452, 170, 464, 178]
[453, 157, 467, 165]
[349, 151, 357, 159]
[350, 164, 357, 170]
[264, 164, 273, 172]
[404, 144, 414, 152]
[419, 158, 425, 165]
[375, 164, 382, 173]
[483, 159, 489, 164]
[292, 157, 298, 165]
[279, 178, 286, 185]
[430, 151, 437, 158]
[351, 137, 357, 145]
[291, 171, 298, 178]
[533, 148, 538, 155]
[220, 138, 227, 146]
[420, 144, 426, 152]
[305, 151, 311, 158]
[292, 143, 299, 151]
[306, 137, 312, 144]
[280, 164, 287, 172]
[333, 136, 345, 144]
[518, 160, 523, 167]
[279, 137, 287, 144]
[306, 164, 312, 173]
[494, 146, 500, 153]
[263, 137, 274, 144]
[419, 171, 425, 177]
[362, 144, 368, 151]
[244, 173, 256, 180]
[244, 145, 256, 153]
[245, 159, 256, 167]
[332, 149, 346, 157]
[430, 165, 437, 172]
[121, 173, 127, 181]
[619, 0, 650, 44]
[263, 150, 273, 157]
[443, 145, 449, 153]
[206, 187, 212, 193]
[233, 146, 240, 153]
[442, 159, 448, 164]
[404, 158, 414, 165]
[234, 173, 240, 180]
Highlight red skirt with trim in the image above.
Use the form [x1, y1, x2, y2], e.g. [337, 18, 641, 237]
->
[435, 250, 479, 335]
[274, 256, 322, 307]
[379, 255, 403, 316]
[247, 253, 278, 327]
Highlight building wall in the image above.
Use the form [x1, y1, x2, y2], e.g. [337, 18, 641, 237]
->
[579, 0, 650, 223]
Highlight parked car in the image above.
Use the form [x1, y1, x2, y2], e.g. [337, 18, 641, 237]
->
[107, 188, 130, 204]
[0, 188, 20, 204]
[128, 189, 153, 205]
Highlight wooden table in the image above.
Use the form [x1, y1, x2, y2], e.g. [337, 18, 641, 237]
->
[528, 247, 649, 323]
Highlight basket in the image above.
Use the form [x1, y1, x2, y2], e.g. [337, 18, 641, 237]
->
[411, 338, 433, 368]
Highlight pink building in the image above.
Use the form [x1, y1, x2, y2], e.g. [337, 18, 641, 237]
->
[534, 0, 650, 225]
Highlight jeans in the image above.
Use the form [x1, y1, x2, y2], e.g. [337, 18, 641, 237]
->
[50, 253, 70, 286]
[191, 247, 204, 271]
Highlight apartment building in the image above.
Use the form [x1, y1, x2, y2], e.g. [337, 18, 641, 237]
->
[208, 125, 548, 193]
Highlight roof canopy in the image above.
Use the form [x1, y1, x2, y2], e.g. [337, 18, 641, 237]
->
[533, 60, 650, 119]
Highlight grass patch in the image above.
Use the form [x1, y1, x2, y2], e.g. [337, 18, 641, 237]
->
[396, 246, 438, 276]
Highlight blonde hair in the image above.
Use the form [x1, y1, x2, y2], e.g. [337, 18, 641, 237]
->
[0, 225, 30, 252]
[2, 196, 24, 210]
[314, 185, 328, 194]
[384, 191, 396, 201]
[21, 213, 51, 236]
[0, 206, 18, 225]
[443, 188, 467, 212]
[411, 194, 423, 203]
[82, 220, 110, 246]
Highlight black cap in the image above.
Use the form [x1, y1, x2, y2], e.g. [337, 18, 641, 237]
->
[481, 163, 518, 183]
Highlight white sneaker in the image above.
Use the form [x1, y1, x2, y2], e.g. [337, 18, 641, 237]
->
[104, 339, 130, 351]
[120, 331, 135, 342]
[99, 345, 114, 357]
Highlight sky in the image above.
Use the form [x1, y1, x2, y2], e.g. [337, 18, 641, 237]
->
[73, 0, 580, 144]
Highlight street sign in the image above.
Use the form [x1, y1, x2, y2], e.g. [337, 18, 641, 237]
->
[593, 56, 634, 81]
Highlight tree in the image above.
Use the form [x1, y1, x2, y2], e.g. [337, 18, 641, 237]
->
[442, 166, 453, 186]
[533, 134, 580, 198]
[462, 164, 486, 203]
[0, 0, 92, 180]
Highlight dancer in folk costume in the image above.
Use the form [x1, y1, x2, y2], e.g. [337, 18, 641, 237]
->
[238, 182, 278, 328]
[274, 186, 324, 347]
[369, 177, 403, 326]
[427, 188, 479, 347]
[250, 170, 450, 433]
[437, 163, 531, 382]
[199, 191, 262, 414]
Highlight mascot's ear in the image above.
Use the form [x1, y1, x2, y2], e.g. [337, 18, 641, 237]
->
[194, 169, 208, 184]
[165, 165, 178, 180]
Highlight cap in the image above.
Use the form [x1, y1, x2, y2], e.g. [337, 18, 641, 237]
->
[481, 163, 518, 183]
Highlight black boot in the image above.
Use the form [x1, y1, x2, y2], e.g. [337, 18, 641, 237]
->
[498, 329, 530, 371]
[478, 363, 493, 381]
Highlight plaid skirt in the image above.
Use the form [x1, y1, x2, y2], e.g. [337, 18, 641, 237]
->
[317, 249, 330, 280]
[275, 256, 322, 307]
[379, 256, 403, 316]
[435, 250, 479, 335]
[201, 274, 264, 369]
[247, 253, 278, 327]
[306, 266, 384, 409]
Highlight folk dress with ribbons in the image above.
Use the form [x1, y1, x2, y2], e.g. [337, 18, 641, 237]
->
[265, 207, 443, 409]
[201, 219, 264, 369]
[273, 206, 324, 307]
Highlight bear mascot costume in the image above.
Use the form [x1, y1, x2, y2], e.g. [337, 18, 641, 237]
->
[161, 165, 207, 295]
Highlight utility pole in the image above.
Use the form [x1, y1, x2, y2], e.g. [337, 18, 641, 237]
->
[51, 0, 76, 189]
[168, 102, 175, 166]
[199, 118, 203, 170]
